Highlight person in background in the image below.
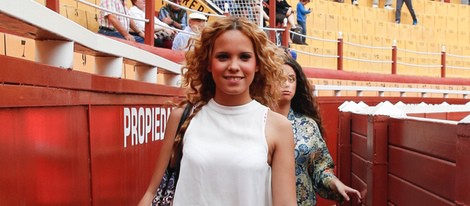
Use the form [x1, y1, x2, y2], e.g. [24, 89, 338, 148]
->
[128, 0, 176, 48]
[274, 0, 302, 32]
[171, 13, 207, 51]
[98, 0, 144, 43]
[281, 46, 297, 60]
[372, 0, 394, 9]
[352, 0, 393, 8]
[158, 0, 188, 30]
[296, 0, 311, 45]
[262, 0, 270, 27]
[395, 0, 418, 25]
[274, 55, 362, 206]
[138, 17, 297, 206]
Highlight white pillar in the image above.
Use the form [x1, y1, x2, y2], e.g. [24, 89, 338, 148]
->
[94, 56, 123, 78]
[161, 73, 181, 87]
[35, 40, 74, 69]
[135, 65, 157, 83]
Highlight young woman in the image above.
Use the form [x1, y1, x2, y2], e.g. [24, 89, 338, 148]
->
[275, 56, 362, 206]
[139, 17, 297, 206]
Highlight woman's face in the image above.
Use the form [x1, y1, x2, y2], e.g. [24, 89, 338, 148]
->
[279, 64, 296, 104]
[209, 30, 257, 105]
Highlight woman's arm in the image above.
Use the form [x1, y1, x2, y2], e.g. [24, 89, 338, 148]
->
[266, 111, 297, 206]
[306, 118, 361, 203]
[137, 106, 185, 206]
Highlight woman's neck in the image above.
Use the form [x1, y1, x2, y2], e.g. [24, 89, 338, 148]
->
[213, 95, 253, 107]
[275, 101, 291, 117]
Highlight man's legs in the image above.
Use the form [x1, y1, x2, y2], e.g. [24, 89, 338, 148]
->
[395, 0, 405, 23]
[98, 29, 125, 39]
[99, 29, 144, 43]
[130, 33, 145, 43]
[298, 21, 307, 44]
[404, 0, 417, 22]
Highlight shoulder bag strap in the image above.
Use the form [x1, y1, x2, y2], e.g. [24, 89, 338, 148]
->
[167, 103, 192, 167]
[175, 103, 192, 138]
[171, 103, 192, 181]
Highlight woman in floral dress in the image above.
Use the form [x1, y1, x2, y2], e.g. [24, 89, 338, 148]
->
[275, 56, 362, 206]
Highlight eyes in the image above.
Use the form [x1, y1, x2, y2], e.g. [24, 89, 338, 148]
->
[214, 52, 253, 61]
[286, 74, 296, 83]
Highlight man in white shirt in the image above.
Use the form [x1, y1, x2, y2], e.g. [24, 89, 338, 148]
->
[129, 0, 176, 48]
[99, 0, 144, 43]
[171, 13, 207, 51]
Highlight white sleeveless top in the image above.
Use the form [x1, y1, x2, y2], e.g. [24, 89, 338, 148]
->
[173, 99, 272, 206]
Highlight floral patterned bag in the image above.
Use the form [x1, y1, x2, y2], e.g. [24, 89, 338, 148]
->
[152, 168, 178, 206]
[152, 104, 192, 206]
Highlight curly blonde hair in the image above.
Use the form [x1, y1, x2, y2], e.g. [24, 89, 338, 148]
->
[181, 17, 285, 109]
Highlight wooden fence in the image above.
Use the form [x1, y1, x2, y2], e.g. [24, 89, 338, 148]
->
[337, 102, 470, 205]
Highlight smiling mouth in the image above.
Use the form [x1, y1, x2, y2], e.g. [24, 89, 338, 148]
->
[224, 76, 244, 80]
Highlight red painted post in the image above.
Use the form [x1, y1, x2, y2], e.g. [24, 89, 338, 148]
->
[282, 26, 289, 47]
[391, 40, 397, 75]
[337, 112, 352, 201]
[337, 32, 344, 71]
[441, 46, 446, 78]
[46, 0, 60, 13]
[268, 0, 276, 43]
[366, 115, 389, 206]
[144, 0, 155, 46]
[455, 119, 470, 205]
[268, 30, 276, 44]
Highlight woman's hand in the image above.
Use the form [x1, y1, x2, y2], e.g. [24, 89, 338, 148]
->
[331, 178, 362, 204]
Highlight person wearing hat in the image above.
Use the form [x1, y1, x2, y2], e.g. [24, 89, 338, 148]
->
[171, 13, 207, 51]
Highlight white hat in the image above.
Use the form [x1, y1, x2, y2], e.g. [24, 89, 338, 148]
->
[189, 13, 207, 21]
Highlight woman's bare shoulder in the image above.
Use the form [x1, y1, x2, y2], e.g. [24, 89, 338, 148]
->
[266, 110, 291, 128]
[266, 110, 293, 144]
[167, 104, 191, 125]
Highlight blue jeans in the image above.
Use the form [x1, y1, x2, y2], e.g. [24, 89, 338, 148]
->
[395, 0, 417, 22]
[98, 28, 144, 43]
[297, 21, 307, 44]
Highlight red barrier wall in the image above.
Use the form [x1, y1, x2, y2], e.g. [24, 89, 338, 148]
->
[314, 97, 468, 206]
[338, 111, 470, 206]
[1, 55, 469, 205]
[89, 105, 169, 205]
[0, 56, 183, 205]
[407, 112, 470, 121]
[0, 107, 90, 205]
[388, 119, 457, 205]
